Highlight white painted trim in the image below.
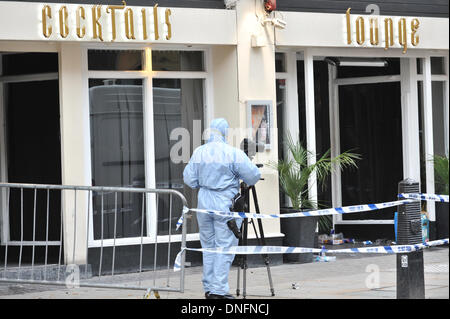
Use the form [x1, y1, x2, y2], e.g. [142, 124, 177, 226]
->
[0, 41, 59, 53]
[336, 75, 400, 86]
[143, 48, 157, 241]
[444, 55, 449, 157]
[422, 56, 436, 221]
[87, 70, 147, 79]
[328, 64, 342, 226]
[89, 233, 200, 248]
[0, 72, 58, 83]
[5, 241, 61, 246]
[400, 58, 420, 182]
[0, 55, 8, 244]
[152, 71, 208, 79]
[88, 231, 285, 248]
[335, 220, 395, 225]
[303, 49, 318, 233]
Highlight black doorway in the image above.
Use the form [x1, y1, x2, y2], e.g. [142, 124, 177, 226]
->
[1, 53, 62, 264]
[337, 81, 403, 240]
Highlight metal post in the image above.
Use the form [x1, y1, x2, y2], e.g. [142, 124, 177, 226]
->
[397, 178, 425, 299]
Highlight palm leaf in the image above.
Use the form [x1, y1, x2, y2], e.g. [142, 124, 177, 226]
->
[270, 132, 361, 233]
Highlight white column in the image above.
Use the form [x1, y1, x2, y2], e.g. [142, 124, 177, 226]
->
[235, 0, 280, 235]
[59, 43, 90, 264]
[422, 57, 435, 222]
[328, 64, 342, 227]
[303, 49, 318, 207]
[400, 58, 421, 182]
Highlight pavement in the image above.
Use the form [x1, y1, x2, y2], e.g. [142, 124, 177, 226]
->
[0, 246, 448, 299]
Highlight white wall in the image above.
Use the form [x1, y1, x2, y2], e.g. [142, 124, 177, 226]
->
[234, 0, 281, 236]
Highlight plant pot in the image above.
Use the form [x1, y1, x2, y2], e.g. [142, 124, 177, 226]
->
[436, 202, 449, 239]
[280, 207, 319, 263]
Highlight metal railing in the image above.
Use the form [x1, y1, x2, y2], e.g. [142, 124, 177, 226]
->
[0, 183, 188, 294]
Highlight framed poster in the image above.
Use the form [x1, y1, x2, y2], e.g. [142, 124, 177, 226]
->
[246, 100, 272, 150]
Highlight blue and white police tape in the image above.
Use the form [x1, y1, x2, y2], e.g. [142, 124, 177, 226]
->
[173, 238, 449, 271]
[175, 198, 416, 230]
[398, 193, 449, 202]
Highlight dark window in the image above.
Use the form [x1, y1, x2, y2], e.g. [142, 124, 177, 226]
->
[152, 51, 204, 71]
[275, 53, 286, 73]
[431, 57, 445, 75]
[88, 50, 143, 71]
[1, 53, 58, 76]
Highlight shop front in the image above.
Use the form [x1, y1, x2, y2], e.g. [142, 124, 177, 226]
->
[0, 0, 284, 272]
[0, 0, 448, 273]
[274, 8, 449, 240]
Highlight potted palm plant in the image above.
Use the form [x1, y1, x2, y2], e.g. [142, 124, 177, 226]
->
[270, 134, 360, 263]
[433, 154, 449, 239]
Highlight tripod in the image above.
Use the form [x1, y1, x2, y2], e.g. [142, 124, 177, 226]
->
[235, 179, 275, 298]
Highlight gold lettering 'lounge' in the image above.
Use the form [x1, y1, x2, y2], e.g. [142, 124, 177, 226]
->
[345, 8, 419, 53]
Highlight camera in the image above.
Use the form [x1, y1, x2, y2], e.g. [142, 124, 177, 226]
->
[240, 138, 265, 160]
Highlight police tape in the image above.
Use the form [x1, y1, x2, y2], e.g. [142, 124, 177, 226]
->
[398, 193, 449, 202]
[175, 193, 449, 230]
[173, 238, 449, 271]
[175, 198, 416, 230]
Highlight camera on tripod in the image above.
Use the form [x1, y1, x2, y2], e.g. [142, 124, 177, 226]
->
[240, 138, 265, 161]
[228, 138, 265, 239]
[233, 138, 274, 297]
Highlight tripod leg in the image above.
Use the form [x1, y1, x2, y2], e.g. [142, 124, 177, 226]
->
[250, 186, 275, 296]
[236, 224, 243, 296]
[242, 218, 248, 299]
[236, 264, 240, 296]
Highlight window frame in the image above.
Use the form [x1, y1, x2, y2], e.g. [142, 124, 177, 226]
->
[85, 45, 213, 248]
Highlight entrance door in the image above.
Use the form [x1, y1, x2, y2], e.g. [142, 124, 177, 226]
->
[332, 59, 403, 240]
[339, 82, 403, 214]
[1, 52, 61, 263]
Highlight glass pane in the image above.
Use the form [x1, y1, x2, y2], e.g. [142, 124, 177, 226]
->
[153, 78, 204, 235]
[1, 53, 58, 76]
[340, 82, 403, 220]
[275, 53, 286, 73]
[432, 81, 446, 157]
[152, 51, 204, 71]
[417, 58, 423, 75]
[417, 81, 427, 193]
[337, 58, 399, 78]
[431, 57, 445, 75]
[276, 78, 287, 207]
[89, 78, 146, 239]
[88, 50, 143, 71]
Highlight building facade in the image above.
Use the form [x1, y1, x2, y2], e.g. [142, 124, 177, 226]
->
[0, 0, 448, 271]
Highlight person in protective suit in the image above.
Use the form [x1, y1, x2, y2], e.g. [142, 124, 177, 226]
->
[183, 118, 261, 299]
